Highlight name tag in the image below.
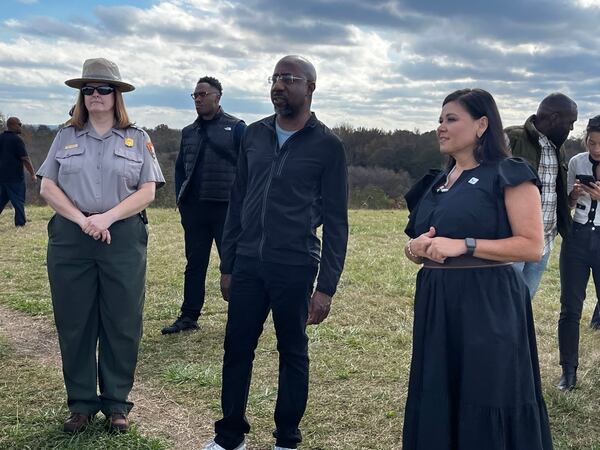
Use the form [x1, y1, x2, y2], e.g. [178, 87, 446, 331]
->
[468, 177, 479, 185]
[64, 143, 78, 150]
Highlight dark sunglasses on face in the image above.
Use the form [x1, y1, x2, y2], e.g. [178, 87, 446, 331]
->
[81, 85, 115, 96]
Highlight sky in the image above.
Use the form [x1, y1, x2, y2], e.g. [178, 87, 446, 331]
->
[1, 0, 600, 135]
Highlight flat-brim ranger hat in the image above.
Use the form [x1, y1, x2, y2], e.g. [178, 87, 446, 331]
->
[65, 58, 135, 92]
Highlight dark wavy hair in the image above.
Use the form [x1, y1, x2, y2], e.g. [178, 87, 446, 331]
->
[586, 115, 600, 137]
[442, 88, 509, 165]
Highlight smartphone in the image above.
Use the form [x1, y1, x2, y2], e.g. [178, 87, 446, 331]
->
[576, 174, 596, 186]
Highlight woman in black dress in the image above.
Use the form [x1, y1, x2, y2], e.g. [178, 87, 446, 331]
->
[402, 89, 553, 449]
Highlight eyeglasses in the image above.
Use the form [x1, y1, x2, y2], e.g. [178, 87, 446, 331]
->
[81, 85, 115, 96]
[268, 74, 311, 85]
[191, 91, 219, 99]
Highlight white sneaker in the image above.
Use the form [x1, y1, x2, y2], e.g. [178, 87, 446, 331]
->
[274, 446, 297, 450]
[202, 440, 246, 450]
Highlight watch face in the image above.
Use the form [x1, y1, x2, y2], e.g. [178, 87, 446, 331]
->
[466, 238, 476, 253]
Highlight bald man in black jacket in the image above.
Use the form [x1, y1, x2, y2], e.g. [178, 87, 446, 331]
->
[0, 117, 35, 227]
[204, 56, 348, 450]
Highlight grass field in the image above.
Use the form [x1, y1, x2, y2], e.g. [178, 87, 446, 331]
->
[1, 206, 600, 449]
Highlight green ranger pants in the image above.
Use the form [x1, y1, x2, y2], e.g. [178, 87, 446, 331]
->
[47, 213, 148, 415]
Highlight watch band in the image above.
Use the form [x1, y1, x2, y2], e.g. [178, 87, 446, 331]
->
[465, 237, 477, 256]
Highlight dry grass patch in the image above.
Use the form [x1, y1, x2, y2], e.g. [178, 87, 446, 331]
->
[1, 208, 600, 449]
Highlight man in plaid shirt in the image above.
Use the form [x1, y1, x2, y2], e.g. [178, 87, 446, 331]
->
[505, 93, 578, 298]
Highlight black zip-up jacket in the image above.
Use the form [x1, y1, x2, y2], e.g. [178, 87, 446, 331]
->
[220, 113, 348, 297]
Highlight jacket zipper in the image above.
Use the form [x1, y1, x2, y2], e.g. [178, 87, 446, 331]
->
[275, 128, 305, 176]
[276, 150, 291, 177]
[258, 142, 279, 260]
[257, 123, 309, 260]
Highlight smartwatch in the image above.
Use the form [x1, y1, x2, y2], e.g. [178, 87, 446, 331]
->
[465, 237, 477, 256]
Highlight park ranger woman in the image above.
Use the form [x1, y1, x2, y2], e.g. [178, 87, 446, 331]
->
[37, 58, 164, 433]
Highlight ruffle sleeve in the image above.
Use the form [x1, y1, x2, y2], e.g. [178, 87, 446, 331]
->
[496, 157, 541, 191]
[405, 169, 442, 211]
[404, 169, 442, 238]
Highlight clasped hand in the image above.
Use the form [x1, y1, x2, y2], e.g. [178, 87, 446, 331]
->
[81, 213, 113, 244]
[410, 227, 467, 263]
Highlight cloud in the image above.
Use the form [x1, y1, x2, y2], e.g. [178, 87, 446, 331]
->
[1, 0, 599, 135]
[4, 16, 97, 40]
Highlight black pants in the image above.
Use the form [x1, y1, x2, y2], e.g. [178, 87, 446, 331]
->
[0, 181, 26, 226]
[558, 223, 600, 368]
[215, 256, 318, 450]
[179, 200, 228, 320]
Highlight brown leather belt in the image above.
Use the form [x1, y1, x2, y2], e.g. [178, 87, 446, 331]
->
[423, 255, 512, 269]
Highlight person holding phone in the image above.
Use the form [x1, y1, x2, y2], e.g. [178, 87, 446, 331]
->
[557, 115, 600, 391]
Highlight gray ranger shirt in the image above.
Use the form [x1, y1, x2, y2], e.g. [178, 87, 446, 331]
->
[37, 122, 165, 213]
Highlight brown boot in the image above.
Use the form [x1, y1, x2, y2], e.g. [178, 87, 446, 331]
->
[63, 413, 94, 433]
[107, 412, 129, 432]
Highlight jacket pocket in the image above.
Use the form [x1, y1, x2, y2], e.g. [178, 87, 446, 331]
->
[55, 147, 85, 175]
[114, 147, 143, 182]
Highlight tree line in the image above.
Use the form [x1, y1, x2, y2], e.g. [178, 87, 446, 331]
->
[7, 118, 585, 209]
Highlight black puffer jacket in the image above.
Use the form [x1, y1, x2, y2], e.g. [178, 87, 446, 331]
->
[175, 108, 245, 204]
[220, 113, 349, 297]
